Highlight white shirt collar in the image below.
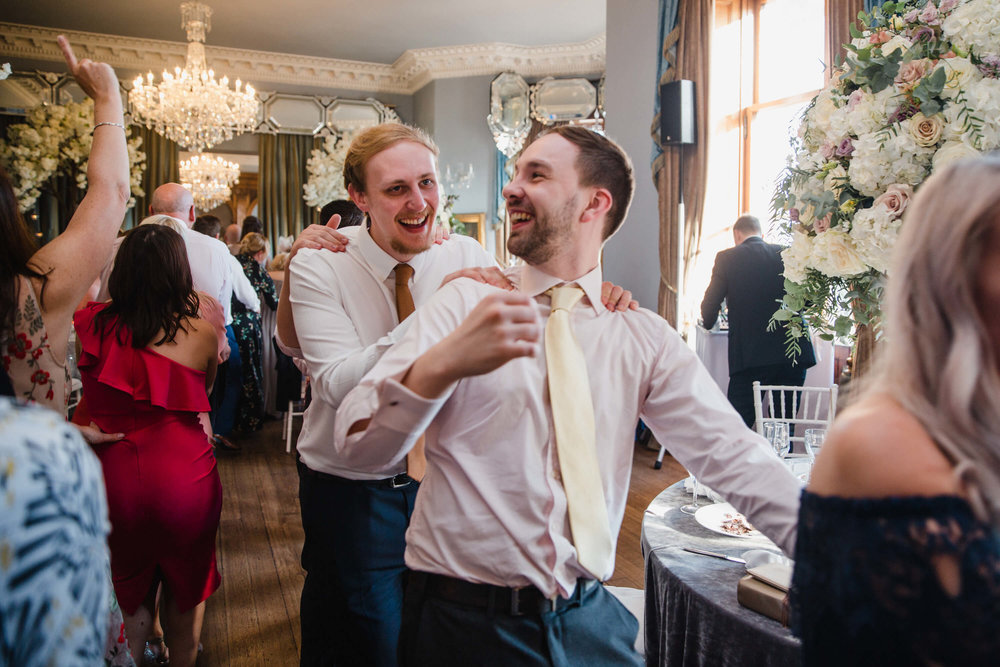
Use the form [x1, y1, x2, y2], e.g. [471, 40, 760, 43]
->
[514, 263, 605, 316]
[356, 224, 431, 282]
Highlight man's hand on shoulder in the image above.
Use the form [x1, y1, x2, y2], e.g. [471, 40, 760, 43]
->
[403, 292, 541, 398]
[440, 267, 515, 291]
[290, 215, 349, 261]
[433, 223, 450, 245]
[601, 281, 639, 311]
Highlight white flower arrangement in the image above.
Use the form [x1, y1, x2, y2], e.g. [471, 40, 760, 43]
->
[302, 131, 356, 208]
[771, 0, 1000, 355]
[0, 98, 146, 212]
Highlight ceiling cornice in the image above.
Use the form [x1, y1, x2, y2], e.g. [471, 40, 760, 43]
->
[0, 22, 606, 95]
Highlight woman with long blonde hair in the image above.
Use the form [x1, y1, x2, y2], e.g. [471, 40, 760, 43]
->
[791, 155, 1000, 665]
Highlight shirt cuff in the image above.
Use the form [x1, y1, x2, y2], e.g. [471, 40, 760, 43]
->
[374, 375, 450, 436]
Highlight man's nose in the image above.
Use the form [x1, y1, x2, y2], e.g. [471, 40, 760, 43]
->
[405, 188, 425, 210]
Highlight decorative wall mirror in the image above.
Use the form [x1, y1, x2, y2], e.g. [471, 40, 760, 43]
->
[530, 77, 597, 123]
[487, 72, 531, 158]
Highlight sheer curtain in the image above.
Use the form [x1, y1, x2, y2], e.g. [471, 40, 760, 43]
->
[652, 0, 712, 326]
[258, 133, 319, 249]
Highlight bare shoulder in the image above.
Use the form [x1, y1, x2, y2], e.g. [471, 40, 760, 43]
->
[808, 393, 960, 498]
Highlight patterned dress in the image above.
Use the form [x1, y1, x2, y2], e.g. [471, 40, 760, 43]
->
[0, 398, 133, 667]
[1, 276, 70, 412]
[231, 254, 278, 432]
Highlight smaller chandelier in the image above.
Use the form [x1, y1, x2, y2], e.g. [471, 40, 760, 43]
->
[180, 153, 240, 211]
[130, 2, 259, 153]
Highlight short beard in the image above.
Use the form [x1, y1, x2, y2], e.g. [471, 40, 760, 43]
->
[390, 236, 433, 257]
[507, 194, 577, 265]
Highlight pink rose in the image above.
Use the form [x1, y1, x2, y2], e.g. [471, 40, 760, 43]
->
[894, 59, 930, 90]
[938, 0, 958, 12]
[819, 141, 835, 160]
[872, 184, 914, 218]
[904, 9, 920, 22]
[847, 89, 866, 110]
[813, 213, 832, 234]
[869, 30, 891, 45]
[919, 2, 940, 25]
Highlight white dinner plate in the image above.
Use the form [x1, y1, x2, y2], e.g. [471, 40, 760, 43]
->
[693, 502, 761, 538]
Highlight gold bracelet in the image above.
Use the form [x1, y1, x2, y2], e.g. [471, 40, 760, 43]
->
[92, 121, 126, 134]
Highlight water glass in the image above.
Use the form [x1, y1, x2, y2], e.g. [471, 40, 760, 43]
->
[804, 428, 827, 459]
[763, 421, 790, 458]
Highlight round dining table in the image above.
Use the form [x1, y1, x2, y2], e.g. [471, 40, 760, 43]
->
[641, 481, 801, 666]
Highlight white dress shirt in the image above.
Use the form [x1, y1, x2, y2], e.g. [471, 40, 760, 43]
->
[333, 263, 802, 598]
[289, 225, 497, 479]
[97, 227, 238, 323]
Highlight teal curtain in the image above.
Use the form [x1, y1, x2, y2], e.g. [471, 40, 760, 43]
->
[258, 133, 319, 250]
[864, 0, 887, 11]
[651, 0, 681, 169]
[132, 126, 180, 229]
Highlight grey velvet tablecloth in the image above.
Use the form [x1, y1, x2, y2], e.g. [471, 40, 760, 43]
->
[641, 482, 800, 667]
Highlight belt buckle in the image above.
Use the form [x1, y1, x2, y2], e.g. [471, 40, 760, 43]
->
[389, 473, 412, 489]
[509, 588, 524, 616]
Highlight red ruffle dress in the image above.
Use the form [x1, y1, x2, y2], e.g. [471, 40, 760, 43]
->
[74, 303, 222, 614]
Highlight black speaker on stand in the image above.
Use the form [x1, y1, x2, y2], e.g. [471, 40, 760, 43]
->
[659, 79, 696, 330]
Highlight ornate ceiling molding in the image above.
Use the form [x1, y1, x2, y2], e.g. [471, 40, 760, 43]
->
[0, 23, 605, 95]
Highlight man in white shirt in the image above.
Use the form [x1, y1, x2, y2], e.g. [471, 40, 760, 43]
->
[334, 127, 802, 665]
[288, 123, 498, 667]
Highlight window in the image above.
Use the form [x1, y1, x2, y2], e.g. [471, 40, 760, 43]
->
[686, 0, 825, 330]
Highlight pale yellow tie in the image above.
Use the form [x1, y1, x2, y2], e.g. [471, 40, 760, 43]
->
[545, 285, 613, 578]
[394, 264, 426, 482]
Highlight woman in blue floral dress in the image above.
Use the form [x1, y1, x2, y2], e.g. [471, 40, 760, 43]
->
[232, 232, 278, 432]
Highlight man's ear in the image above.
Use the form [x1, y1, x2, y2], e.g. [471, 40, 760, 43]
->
[348, 183, 369, 213]
[579, 187, 613, 226]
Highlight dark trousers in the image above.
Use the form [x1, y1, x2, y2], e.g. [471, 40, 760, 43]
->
[208, 325, 241, 435]
[297, 460, 419, 667]
[399, 573, 642, 667]
[728, 363, 808, 429]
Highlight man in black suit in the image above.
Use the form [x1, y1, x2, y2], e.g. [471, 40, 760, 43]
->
[700, 214, 816, 427]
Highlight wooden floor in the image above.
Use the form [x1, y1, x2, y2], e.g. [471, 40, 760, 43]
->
[197, 419, 687, 666]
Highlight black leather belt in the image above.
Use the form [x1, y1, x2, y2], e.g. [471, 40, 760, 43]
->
[296, 458, 413, 489]
[418, 572, 598, 616]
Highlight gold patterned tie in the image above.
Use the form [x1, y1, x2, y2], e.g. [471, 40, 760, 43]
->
[394, 264, 426, 482]
[545, 285, 613, 578]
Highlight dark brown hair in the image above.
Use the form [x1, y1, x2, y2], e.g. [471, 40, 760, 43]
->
[96, 224, 200, 348]
[539, 126, 635, 239]
[0, 165, 45, 339]
[241, 215, 264, 239]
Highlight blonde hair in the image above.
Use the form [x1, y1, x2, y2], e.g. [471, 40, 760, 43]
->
[343, 123, 438, 194]
[874, 154, 1000, 523]
[269, 252, 289, 272]
[139, 214, 187, 235]
[240, 232, 268, 256]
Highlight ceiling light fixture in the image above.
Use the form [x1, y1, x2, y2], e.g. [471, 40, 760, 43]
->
[130, 2, 259, 153]
[180, 153, 240, 211]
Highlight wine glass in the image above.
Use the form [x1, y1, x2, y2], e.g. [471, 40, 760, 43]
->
[680, 476, 703, 514]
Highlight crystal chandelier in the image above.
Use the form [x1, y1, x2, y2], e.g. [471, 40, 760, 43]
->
[130, 2, 259, 153]
[180, 154, 240, 211]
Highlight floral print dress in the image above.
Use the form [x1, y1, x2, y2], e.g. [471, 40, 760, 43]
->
[1, 276, 70, 412]
[232, 253, 278, 432]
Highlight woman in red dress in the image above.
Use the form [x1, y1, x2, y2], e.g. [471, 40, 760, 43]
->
[75, 224, 221, 667]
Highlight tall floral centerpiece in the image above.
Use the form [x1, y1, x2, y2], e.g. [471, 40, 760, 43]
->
[0, 98, 146, 213]
[771, 0, 1000, 360]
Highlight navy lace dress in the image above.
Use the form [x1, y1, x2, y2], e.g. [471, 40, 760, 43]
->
[791, 490, 1000, 666]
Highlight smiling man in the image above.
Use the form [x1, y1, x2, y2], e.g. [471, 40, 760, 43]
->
[333, 127, 802, 665]
[288, 123, 498, 667]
